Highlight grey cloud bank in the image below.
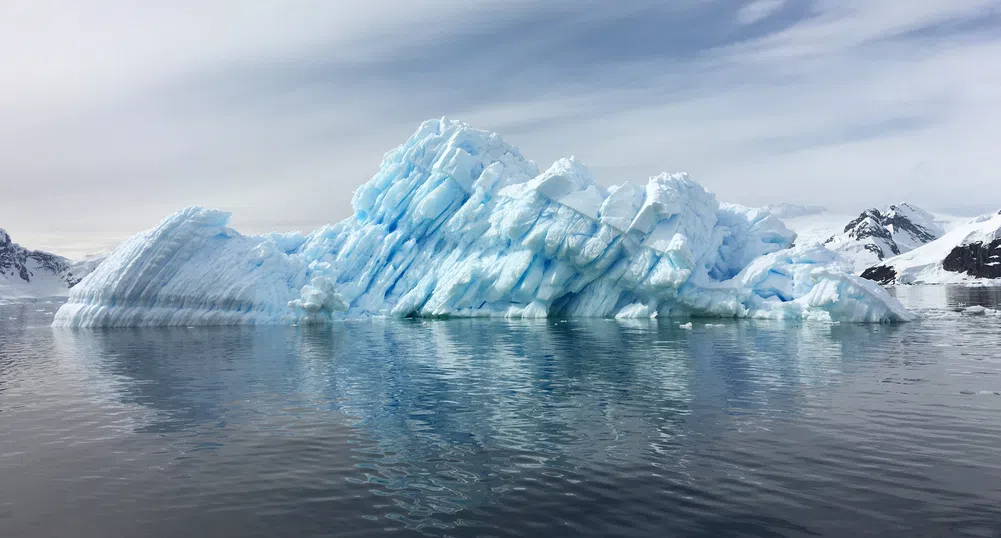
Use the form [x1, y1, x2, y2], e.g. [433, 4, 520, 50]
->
[2, 0, 999, 258]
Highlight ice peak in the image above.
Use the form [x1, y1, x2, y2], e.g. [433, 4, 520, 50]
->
[350, 118, 538, 226]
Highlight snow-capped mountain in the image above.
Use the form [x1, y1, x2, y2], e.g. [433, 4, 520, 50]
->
[861, 211, 1001, 285]
[772, 203, 949, 274]
[53, 119, 910, 327]
[822, 203, 944, 273]
[0, 229, 104, 300]
[771, 203, 944, 274]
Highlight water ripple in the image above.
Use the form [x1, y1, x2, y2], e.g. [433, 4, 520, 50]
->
[2, 291, 1001, 537]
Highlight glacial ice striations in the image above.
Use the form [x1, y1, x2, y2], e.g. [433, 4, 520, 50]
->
[53, 119, 912, 326]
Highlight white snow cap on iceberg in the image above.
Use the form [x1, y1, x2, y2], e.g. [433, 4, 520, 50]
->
[53, 119, 913, 326]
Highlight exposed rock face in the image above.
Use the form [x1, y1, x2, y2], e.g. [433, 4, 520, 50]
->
[860, 264, 897, 285]
[0, 229, 32, 282]
[942, 239, 1001, 279]
[882, 207, 939, 247]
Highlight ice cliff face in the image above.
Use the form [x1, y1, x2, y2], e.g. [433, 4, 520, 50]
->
[53, 119, 912, 326]
[823, 204, 943, 273]
[1, 229, 102, 300]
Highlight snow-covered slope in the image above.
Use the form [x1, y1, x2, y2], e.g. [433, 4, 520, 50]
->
[53, 119, 912, 327]
[780, 212, 857, 247]
[861, 211, 1001, 285]
[0, 229, 104, 301]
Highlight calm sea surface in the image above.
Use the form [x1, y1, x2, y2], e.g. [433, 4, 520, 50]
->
[2, 287, 1000, 537]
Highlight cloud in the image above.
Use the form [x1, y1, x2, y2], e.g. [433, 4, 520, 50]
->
[736, 0, 789, 25]
[1, 0, 1000, 257]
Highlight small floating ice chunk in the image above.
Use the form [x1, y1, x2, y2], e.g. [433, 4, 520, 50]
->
[679, 322, 693, 330]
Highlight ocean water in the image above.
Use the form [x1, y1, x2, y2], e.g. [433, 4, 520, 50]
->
[2, 288, 1000, 537]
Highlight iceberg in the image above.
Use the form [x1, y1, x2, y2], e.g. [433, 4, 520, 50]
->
[53, 119, 912, 327]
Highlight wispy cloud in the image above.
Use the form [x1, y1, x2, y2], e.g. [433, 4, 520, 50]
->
[736, 0, 789, 25]
[2, 0, 1000, 256]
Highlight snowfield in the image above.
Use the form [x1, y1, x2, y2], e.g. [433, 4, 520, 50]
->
[53, 119, 913, 327]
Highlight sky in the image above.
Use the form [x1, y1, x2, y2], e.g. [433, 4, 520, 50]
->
[2, 0, 1000, 258]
